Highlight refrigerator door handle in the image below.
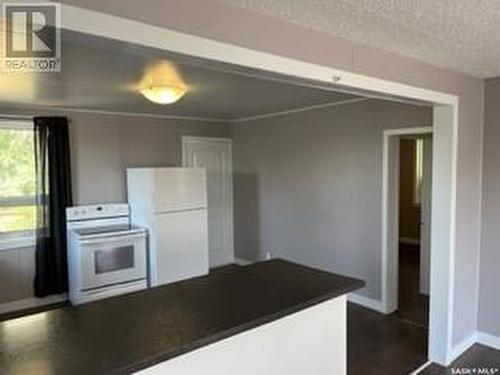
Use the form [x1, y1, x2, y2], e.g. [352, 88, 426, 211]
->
[154, 207, 207, 215]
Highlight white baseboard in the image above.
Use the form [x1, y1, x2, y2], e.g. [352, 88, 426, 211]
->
[477, 331, 500, 350]
[234, 257, 254, 266]
[0, 294, 67, 315]
[444, 331, 500, 364]
[448, 332, 478, 364]
[399, 237, 421, 245]
[410, 361, 432, 375]
[234, 250, 272, 265]
[348, 293, 386, 314]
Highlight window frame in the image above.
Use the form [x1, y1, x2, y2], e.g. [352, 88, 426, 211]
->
[0, 119, 37, 251]
[413, 137, 424, 207]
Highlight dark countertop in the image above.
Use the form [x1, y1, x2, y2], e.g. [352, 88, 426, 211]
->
[0, 259, 364, 375]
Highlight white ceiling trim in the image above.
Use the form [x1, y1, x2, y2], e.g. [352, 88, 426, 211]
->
[0, 107, 229, 123]
[231, 97, 370, 123]
[1, 98, 376, 124]
[47, 107, 230, 123]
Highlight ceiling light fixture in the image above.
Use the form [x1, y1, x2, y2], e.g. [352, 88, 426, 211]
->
[140, 84, 186, 104]
[138, 61, 188, 105]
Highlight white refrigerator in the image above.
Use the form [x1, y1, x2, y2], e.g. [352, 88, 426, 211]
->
[127, 167, 209, 286]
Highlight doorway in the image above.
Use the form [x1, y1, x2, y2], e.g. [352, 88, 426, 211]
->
[397, 135, 433, 327]
[382, 127, 433, 322]
[182, 136, 234, 268]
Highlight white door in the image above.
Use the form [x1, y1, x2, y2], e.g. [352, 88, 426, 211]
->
[419, 137, 433, 295]
[182, 137, 234, 268]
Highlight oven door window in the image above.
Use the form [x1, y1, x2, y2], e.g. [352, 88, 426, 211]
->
[80, 233, 147, 290]
[95, 246, 134, 274]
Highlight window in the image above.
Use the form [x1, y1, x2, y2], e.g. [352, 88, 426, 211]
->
[0, 120, 36, 243]
[413, 138, 424, 207]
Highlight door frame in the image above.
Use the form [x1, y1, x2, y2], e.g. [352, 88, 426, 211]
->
[419, 136, 433, 296]
[181, 136, 234, 267]
[46, 4, 460, 364]
[382, 127, 433, 316]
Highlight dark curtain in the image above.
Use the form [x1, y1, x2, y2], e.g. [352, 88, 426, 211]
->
[34, 117, 73, 297]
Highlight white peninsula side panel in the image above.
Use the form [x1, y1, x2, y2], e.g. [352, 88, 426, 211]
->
[137, 296, 347, 375]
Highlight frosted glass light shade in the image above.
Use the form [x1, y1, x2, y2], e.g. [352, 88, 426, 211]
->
[140, 84, 186, 104]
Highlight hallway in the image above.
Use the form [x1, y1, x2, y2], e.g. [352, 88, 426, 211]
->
[396, 243, 429, 327]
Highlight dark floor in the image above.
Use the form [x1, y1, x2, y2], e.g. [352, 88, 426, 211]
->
[210, 263, 241, 275]
[420, 345, 500, 374]
[345, 242, 431, 374]
[348, 302, 428, 374]
[349, 248, 500, 375]
[396, 243, 429, 327]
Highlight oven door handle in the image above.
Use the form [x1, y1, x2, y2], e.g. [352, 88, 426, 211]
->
[78, 232, 146, 245]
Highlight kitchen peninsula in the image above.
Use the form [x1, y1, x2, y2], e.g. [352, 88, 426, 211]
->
[0, 259, 363, 375]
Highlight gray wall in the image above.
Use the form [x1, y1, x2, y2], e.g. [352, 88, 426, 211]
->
[479, 78, 500, 337]
[0, 245, 35, 305]
[0, 110, 230, 306]
[232, 99, 432, 299]
[68, 112, 231, 204]
[61, 0, 484, 347]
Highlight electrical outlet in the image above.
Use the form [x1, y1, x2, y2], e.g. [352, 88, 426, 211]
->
[332, 75, 341, 83]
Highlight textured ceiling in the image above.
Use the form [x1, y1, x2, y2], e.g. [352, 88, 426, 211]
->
[221, 0, 500, 79]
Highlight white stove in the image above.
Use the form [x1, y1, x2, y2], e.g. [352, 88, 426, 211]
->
[66, 204, 148, 305]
